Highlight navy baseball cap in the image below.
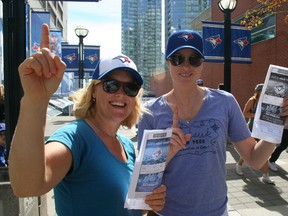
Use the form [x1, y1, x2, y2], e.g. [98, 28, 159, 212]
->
[165, 30, 204, 59]
[92, 54, 143, 86]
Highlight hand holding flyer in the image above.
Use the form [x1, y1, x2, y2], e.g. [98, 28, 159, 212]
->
[124, 129, 172, 210]
[252, 64, 288, 143]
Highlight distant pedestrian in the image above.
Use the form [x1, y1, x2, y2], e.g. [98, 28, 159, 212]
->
[218, 83, 225, 90]
[236, 84, 274, 184]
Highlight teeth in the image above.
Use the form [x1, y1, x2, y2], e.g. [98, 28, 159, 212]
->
[111, 102, 125, 107]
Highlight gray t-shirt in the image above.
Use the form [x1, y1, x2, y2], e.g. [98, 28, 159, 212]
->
[138, 88, 250, 216]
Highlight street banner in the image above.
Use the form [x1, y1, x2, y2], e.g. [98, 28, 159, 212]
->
[61, 44, 100, 76]
[62, 44, 78, 72]
[202, 21, 251, 63]
[83, 45, 100, 75]
[31, 11, 50, 54]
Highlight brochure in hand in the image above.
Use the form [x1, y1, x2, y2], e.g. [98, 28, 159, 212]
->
[252, 64, 288, 143]
[124, 128, 172, 210]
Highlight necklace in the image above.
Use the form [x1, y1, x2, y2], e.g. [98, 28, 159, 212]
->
[173, 89, 200, 123]
[87, 118, 127, 162]
[88, 118, 117, 138]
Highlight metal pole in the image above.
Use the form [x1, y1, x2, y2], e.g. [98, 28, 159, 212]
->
[2, 0, 25, 157]
[223, 9, 231, 93]
[78, 36, 84, 89]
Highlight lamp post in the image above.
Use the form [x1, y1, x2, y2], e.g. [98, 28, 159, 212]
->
[218, 0, 237, 93]
[75, 25, 89, 89]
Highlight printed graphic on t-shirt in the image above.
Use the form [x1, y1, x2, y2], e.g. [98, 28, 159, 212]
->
[177, 119, 222, 156]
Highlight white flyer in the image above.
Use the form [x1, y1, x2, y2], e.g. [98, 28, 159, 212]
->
[252, 64, 288, 143]
[124, 129, 172, 210]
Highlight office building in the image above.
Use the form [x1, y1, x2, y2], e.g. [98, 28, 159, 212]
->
[122, 0, 162, 92]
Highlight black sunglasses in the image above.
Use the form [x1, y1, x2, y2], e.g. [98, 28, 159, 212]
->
[168, 54, 203, 67]
[102, 79, 140, 97]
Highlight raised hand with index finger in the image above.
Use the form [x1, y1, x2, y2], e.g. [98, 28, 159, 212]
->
[166, 105, 191, 165]
[18, 24, 66, 103]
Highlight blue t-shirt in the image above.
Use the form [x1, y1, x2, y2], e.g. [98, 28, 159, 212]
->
[138, 88, 250, 216]
[47, 119, 142, 216]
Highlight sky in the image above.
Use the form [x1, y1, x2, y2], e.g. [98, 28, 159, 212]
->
[67, 0, 122, 57]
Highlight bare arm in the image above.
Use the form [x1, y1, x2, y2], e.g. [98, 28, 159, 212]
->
[234, 137, 275, 169]
[235, 96, 288, 169]
[9, 24, 69, 197]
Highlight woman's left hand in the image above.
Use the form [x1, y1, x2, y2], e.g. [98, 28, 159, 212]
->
[145, 184, 166, 211]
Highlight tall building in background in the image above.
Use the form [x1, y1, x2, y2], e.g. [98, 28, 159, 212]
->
[165, 0, 210, 41]
[122, 0, 162, 93]
[28, 0, 68, 40]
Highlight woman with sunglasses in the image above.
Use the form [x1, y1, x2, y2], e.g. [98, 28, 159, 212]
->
[9, 24, 166, 216]
[137, 29, 288, 216]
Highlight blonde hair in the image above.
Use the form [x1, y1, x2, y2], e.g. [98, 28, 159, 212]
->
[72, 80, 146, 128]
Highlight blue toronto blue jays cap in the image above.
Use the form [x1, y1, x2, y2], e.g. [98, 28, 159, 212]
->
[0, 123, 5, 132]
[165, 30, 205, 59]
[92, 54, 143, 86]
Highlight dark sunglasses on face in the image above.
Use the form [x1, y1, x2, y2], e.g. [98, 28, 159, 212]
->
[168, 54, 203, 67]
[102, 79, 141, 97]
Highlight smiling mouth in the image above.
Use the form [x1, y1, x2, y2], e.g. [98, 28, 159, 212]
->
[110, 101, 126, 107]
[179, 73, 192, 77]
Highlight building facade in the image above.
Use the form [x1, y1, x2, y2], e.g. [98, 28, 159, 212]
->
[164, 0, 211, 42]
[28, 0, 68, 40]
[121, 0, 162, 92]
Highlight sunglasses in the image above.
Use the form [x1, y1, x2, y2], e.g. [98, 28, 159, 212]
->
[102, 79, 140, 97]
[168, 54, 203, 67]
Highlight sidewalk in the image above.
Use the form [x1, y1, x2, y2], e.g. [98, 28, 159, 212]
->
[45, 116, 288, 215]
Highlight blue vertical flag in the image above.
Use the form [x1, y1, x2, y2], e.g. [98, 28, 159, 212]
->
[31, 11, 50, 54]
[202, 21, 251, 63]
[83, 45, 100, 75]
[62, 44, 100, 76]
[61, 44, 79, 72]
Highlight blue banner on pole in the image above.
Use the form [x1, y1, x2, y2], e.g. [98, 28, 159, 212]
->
[62, 44, 100, 75]
[84, 45, 100, 75]
[202, 21, 251, 63]
[31, 11, 50, 54]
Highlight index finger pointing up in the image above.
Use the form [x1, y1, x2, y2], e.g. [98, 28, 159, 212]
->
[40, 23, 50, 50]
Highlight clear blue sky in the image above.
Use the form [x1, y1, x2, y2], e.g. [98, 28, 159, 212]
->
[67, 0, 122, 57]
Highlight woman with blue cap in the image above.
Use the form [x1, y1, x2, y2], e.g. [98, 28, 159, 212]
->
[9, 24, 166, 216]
[137, 30, 288, 216]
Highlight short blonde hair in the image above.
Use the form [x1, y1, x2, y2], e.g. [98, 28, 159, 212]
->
[72, 80, 146, 128]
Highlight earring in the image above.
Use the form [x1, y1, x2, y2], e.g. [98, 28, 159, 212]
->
[92, 98, 96, 102]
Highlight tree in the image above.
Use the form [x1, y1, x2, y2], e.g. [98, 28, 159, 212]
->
[240, 0, 288, 29]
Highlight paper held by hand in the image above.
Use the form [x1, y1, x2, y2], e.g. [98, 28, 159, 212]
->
[124, 129, 172, 210]
[252, 64, 288, 144]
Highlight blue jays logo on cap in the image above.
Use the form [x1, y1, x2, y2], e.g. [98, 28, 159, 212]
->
[178, 33, 194, 41]
[165, 30, 205, 59]
[114, 55, 131, 63]
[92, 54, 143, 85]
